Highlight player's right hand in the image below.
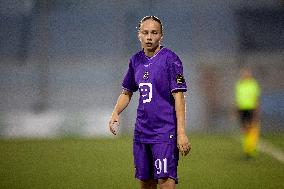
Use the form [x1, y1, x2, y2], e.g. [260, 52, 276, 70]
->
[108, 112, 119, 135]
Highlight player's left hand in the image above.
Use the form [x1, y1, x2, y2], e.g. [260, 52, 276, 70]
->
[177, 134, 191, 156]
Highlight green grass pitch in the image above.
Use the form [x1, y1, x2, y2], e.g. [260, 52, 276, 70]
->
[0, 134, 284, 189]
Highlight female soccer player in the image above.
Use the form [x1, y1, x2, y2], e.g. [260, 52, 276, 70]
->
[108, 16, 191, 189]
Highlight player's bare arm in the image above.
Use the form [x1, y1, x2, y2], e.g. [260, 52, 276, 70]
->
[172, 91, 191, 156]
[109, 89, 133, 135]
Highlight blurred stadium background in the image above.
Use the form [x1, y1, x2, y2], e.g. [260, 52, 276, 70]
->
[0, 0, 284, 188]
[1, 0, 284, 136]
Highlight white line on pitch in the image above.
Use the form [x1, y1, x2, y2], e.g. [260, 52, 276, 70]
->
[233, 135, 284, 163]
[258, 140, 284, 163]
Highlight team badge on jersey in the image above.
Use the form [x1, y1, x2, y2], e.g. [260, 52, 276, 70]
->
[143, 71, 149, 80]
[176, 74, 185, 84]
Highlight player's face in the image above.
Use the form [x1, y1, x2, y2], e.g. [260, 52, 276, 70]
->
[138, 19, 163, 53]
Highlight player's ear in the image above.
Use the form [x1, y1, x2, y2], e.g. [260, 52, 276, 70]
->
[159, 34, 163, 43]
[137, 32, 142, 42]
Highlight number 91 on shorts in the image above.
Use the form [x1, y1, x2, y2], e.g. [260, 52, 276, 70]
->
[133, 142, 179, 182]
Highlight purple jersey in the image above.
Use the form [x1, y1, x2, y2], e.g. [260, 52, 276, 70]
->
[122, 47, 187, 143]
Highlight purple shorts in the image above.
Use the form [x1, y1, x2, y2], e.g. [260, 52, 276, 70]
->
[133, 142, 179, 183]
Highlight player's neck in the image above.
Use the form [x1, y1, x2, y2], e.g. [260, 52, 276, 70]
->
[144, 46, 161, 58]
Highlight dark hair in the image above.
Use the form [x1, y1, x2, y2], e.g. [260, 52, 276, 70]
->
[138, 16, 163, 33]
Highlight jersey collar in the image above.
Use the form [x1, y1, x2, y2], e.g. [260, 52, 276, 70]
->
[143, 46, 164, 60]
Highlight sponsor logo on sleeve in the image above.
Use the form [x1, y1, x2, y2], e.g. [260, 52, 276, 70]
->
[176, 74, 185, 84]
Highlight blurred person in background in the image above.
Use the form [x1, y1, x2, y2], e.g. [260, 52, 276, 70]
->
[235, 67, 261, 159]
[108, 16, 191, 189]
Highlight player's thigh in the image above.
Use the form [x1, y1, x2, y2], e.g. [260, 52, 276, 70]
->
[158, 178, 176, 189]
[151, 143, 179, 182]
[140, 179, 157, 189]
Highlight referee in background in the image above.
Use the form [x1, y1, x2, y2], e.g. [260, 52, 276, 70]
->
[235, 67, 261, 159]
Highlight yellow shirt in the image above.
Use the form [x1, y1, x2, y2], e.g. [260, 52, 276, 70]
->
[235, 78, 260, 110]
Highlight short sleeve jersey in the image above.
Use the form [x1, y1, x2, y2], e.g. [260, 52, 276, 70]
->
[122, 47, 187, 143]
[235, 78, 260, 110]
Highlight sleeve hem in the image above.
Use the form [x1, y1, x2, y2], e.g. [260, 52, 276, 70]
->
[171, 88, 187, 93]
[122, 86, 135, 93]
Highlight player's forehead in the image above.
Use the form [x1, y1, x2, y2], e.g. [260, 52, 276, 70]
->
[140, 19, 161, 32]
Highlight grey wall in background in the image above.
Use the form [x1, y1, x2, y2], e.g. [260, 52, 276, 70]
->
[0, 0, 283, 137]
